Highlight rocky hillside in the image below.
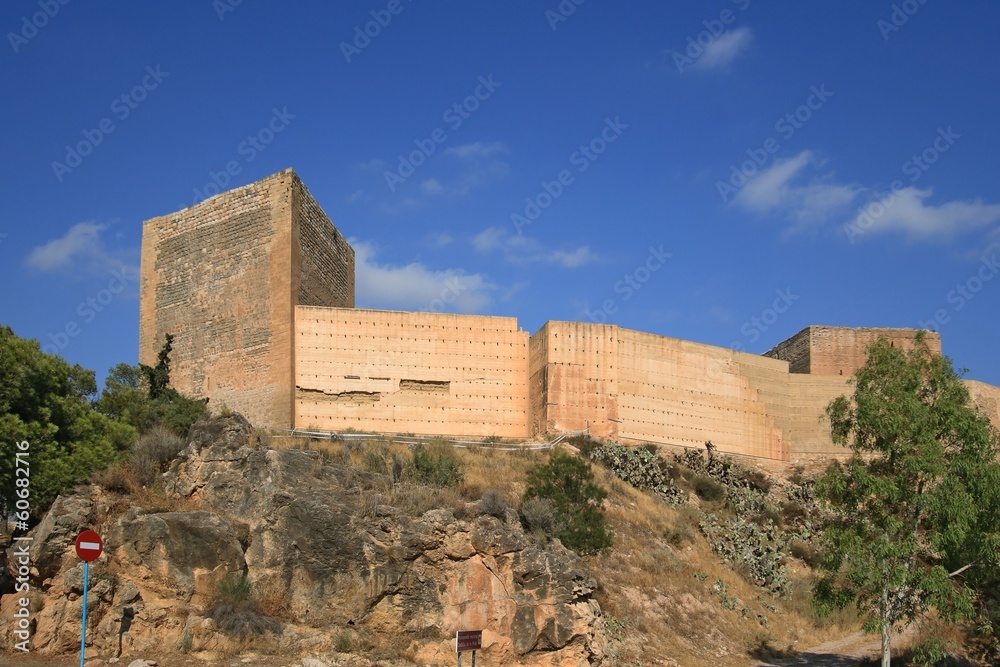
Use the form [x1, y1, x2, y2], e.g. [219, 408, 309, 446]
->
[1, 415, 604, 666]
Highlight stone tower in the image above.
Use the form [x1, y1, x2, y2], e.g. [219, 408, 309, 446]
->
[139, 168, 354, 427]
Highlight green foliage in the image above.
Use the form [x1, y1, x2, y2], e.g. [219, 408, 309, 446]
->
[406, 441, 463, 486]
[589, 443, 683, 503]
[691, 474, 726, 502]
[139, 333, 174, 400]
[0, 326, 137, 518]
[95, 349, 207, 438]
[523, 451, 612, 554]
[814, 335, 1000, 665]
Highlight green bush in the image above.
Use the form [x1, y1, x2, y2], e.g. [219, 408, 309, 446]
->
[692, 474, 726, 502]
[589, 443, 683, 503]
[523, 451, 612, 554]
[407, 442, 463, 486]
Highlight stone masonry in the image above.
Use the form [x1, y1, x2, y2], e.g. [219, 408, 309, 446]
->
[140, 169, 1000, 461]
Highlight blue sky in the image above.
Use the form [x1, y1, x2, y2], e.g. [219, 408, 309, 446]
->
[2, 1, 999, 389]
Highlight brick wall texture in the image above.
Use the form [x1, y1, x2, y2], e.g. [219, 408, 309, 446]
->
[140, 169, 1000, 461]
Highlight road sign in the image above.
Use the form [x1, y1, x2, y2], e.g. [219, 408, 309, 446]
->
[75, 530, 103, 561]
[456, 630, 482, 652]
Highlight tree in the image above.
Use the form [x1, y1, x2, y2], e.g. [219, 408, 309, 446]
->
[96, 335, 207, 437]
[813, 334, 1000, 667]
[0, 326, 136, 521]
[523, 451, 612, 554]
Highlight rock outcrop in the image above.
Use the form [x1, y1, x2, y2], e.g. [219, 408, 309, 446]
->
[1, 414, 605, 665]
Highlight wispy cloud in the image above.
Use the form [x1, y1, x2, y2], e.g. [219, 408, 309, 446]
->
[692, 27, 753, 71]
[352, 240, 496, 312]
[445, 142, 509, 159]
[346, 189, 366, 204]
[25, 221, 138, 276]
[735, 151, 862, 232]
[472, 226, 598, 268]
[356, 158, 385, 171]
[845, 187, 1000, 240]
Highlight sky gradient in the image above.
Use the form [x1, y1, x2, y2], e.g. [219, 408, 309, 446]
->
[2, 1, 999, 389]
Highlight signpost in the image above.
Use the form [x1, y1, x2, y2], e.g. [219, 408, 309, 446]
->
[456, 629, 482, 667]
[74, 530, 103, 667]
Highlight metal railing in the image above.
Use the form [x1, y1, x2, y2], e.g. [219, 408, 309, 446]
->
[270, 427, 590, 451]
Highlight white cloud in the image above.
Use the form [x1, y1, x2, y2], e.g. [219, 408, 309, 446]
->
[550, 246, 599, 268]
[735, 151, 862, 231]
[472, 226, 598, 268]
[346, 189, 366, 204]
[427, 232, 454, 247]
[692, 27, 753, 71]
[356, 158, 385, 170]
[352, 240, 495, 312]
[421, 179, 443, 195]
[846, 187, 1000, 239]
[445, 142, 509, 159]
[26, 221, 137, 276]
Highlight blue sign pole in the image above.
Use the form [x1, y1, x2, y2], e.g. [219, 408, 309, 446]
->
[79, 560, 89, 667]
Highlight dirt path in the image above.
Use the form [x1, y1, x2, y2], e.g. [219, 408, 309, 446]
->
[753, 630, 904, 666]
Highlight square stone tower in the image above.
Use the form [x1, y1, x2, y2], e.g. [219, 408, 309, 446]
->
[139, 168, 354, 428]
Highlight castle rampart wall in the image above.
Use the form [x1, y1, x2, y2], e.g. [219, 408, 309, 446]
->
[294, 307, 530, 437]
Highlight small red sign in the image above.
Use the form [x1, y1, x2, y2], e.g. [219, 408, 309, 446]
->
[456, 629, 482, 652]
[74, 530, 103, 562]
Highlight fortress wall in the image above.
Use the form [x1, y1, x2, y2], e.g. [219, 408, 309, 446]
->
[292, 176, 355, 308]
[762, 327, 811, 374]
[615, 330, 788, 459]
[533, 323, 790, 459]
[530, 321, 619, 438]
[528, 322, 551, 436]
[140, 169, 297, 427]
[807, 326, 941, 376]
[783, 375, 852, 459]
[294, 307, 530, 437]
[965, 379, 1000, 431]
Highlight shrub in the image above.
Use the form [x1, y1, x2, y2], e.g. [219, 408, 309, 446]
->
[479, 488, 507, 519]
[523, 452, 612, 554]
[407, 442, 463, 486]
[208, 575, 280, 638]
[130, 424, 186, 487]
[564, 434, 602, 458]
[90, 463, 133, 493]
[691, 474, 726, 502]
[589, 443, 683, 503]
[363, 449, 387, 475]
[521, 497, 563, 537]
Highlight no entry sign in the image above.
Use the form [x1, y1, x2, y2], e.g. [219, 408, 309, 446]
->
[74, 530, 103, 561]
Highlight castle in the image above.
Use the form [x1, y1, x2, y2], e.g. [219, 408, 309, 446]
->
[139, 169, 1000, 462]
